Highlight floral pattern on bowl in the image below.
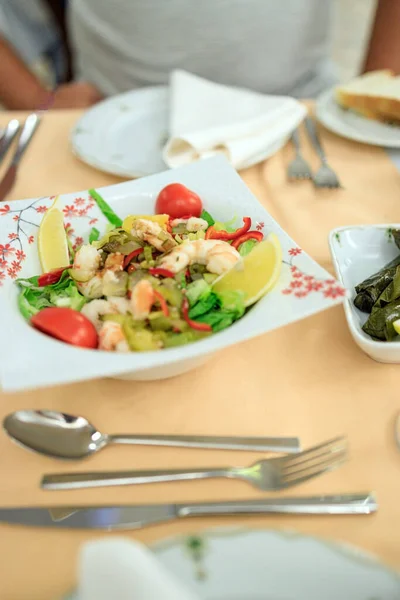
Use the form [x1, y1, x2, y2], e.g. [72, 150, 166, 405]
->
[0, 156, 345, 392]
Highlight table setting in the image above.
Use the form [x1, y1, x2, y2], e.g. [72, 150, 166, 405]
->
[0, 68, 400, 599]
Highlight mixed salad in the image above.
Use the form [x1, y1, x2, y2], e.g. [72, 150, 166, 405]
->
[16, 183, 268, 352]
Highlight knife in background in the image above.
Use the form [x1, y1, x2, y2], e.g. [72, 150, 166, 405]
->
[0, 114, 41, 201]
[0, 494, 377, 531]
[0, 119, 20, 165]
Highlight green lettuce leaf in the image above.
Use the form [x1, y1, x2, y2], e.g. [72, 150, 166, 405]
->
[16, 271, 86, 320]
[188, 288, 245, 332]
[200, 210, 215, 227]
[89, 227, 100, 244]
[217, 290, 246, 319]
[89, 188, 123, 228]
[188, 291, 219, 318]
[194, 310, 235, 332]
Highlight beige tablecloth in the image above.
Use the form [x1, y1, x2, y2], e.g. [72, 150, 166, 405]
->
[0, 110, 399, 600]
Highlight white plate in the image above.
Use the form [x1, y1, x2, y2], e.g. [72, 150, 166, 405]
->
[329, 224, 400, 363]
[67, 527, 400, 599]
[0, 157, 345, 392]
[153, 528, 400, 599]
[71, 86, 169, 178]
[316, 88, 400, 148]
[71, 86, 298, 178]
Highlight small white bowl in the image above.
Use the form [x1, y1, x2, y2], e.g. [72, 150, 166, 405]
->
[329, 224, 400, 363]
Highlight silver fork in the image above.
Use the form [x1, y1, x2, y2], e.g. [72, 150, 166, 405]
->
[305, 117, 341, 189]
[41, 436, 348, 491]
[287, 128, 313, 181]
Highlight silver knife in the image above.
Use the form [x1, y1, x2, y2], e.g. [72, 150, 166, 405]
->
[0, 114, 41, 201]
[0, 119, 20, 165]
[0, 494, 377, 531]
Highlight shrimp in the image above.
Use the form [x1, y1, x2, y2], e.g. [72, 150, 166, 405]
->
[73, 245, 101, 281]
[76, 252, 125, 299]
[81, 297, 130, 330]
[131, 218, 176, 252]
[104, 252, 124, 272]
[170, 217, 208, 232]
[98, 321, 130, 352]
[130, 279, 155, 320]
[158, 239, 241, 275]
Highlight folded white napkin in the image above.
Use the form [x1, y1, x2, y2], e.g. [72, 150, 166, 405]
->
[163, 70, 307, 170]
[78, 538, 200, 600]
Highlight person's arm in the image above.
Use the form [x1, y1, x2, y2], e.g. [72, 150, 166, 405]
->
[0, 36, 51, 109]
[0, 36, 103, 109]
[362, 0, 400, 73]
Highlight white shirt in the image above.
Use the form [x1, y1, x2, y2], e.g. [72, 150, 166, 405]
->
[69, 0, 337, 98]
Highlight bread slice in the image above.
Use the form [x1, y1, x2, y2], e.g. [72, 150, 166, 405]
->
[335, 70, 400, 124]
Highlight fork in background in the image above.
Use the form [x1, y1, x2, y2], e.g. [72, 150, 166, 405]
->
[287, 127, 313, 181]
[304, 117, 342, 189]
[42, 436, 348, 491]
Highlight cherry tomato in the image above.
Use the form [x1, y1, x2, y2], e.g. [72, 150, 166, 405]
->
[155, 183, 202, 218]
[31, 307, 98, 349]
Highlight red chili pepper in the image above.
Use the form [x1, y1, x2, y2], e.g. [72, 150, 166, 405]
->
[153, 290, 170, 317]
[181, 297, 212, 332]
[231, 230, 263, 249]
[123, 248, 143, 269]
[149, 267, 176, 278]
[37, 265, 72, 287]
[205, 217, 251, 241]
[185, 268, 191, 279]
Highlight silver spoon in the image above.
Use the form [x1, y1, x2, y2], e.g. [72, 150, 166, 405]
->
[3, 410, 301, 460]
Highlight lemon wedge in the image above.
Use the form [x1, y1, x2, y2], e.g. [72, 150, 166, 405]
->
[38, 207, 70, 272]
[122, 214, 169, 233]
[213, 233, 282, 307]
[49, 195, 60, 209]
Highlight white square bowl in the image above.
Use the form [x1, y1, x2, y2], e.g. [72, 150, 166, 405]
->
[329, 224, 400, 363]
[0, 157, 345, 392]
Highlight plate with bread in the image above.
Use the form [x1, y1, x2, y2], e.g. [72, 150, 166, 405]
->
[316, 70, 400, 148]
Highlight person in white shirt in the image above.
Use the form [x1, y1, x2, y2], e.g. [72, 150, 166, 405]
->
[69, 0, 336, 99]
[1, 0, 400, 109]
